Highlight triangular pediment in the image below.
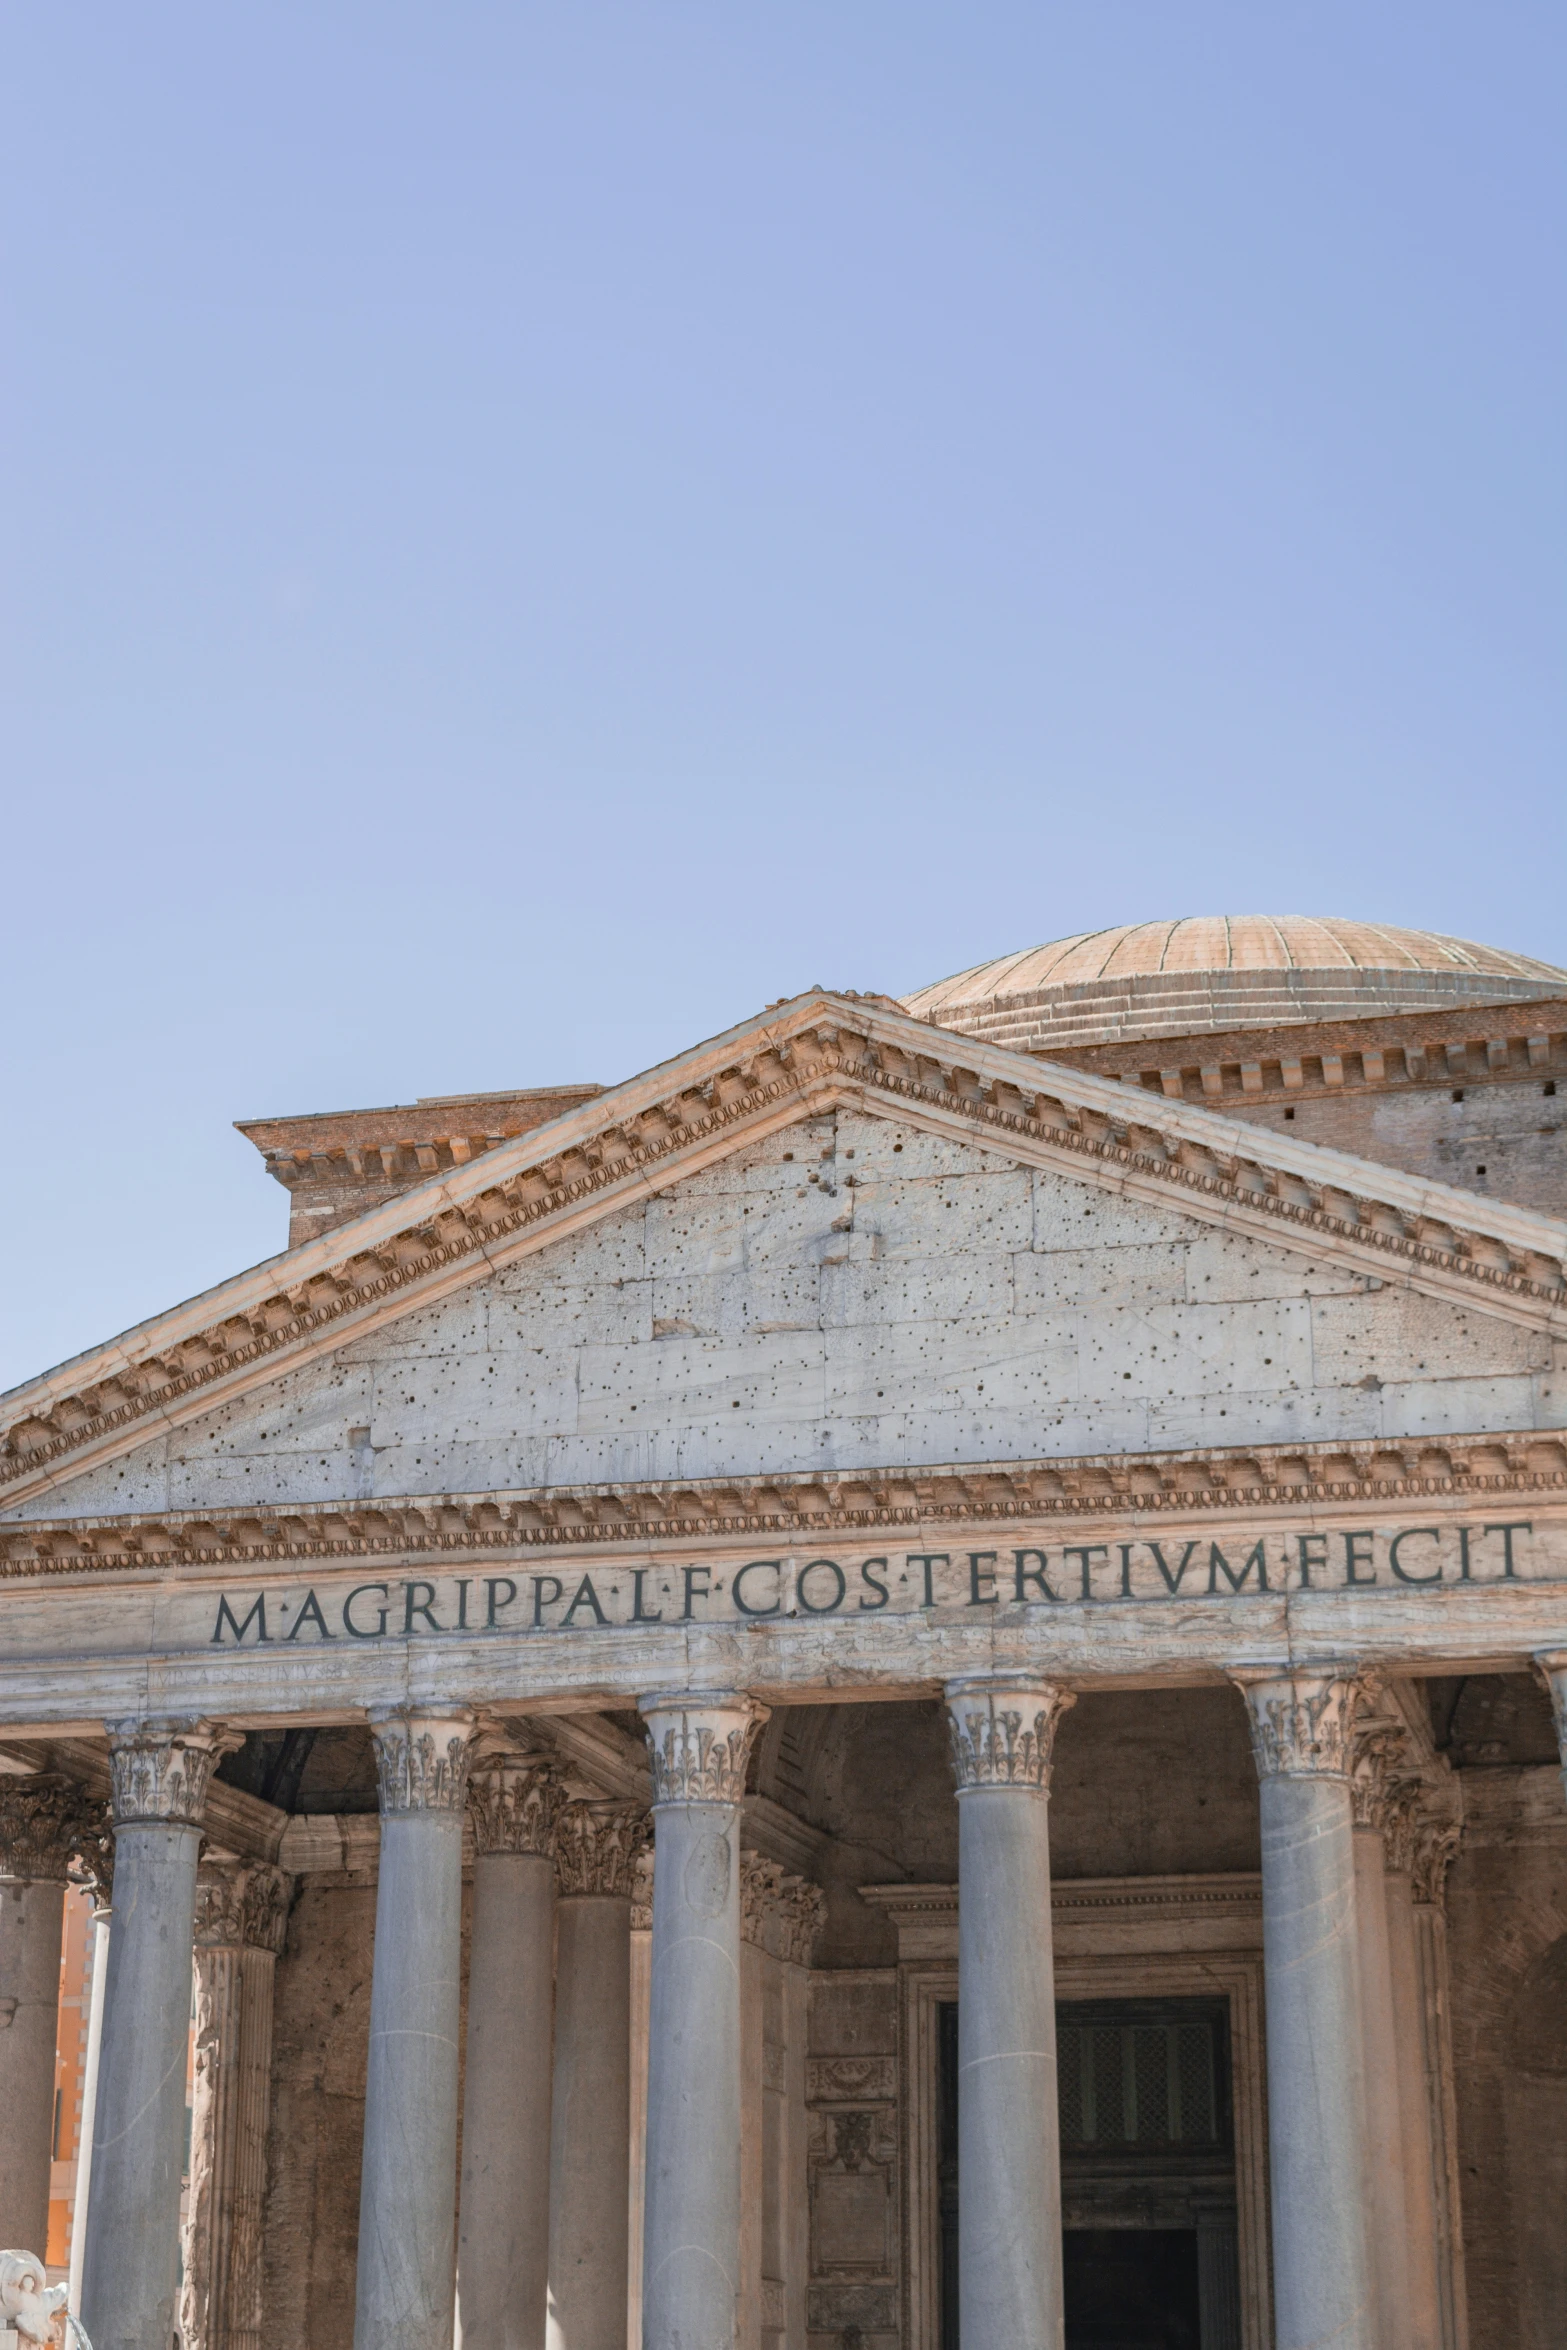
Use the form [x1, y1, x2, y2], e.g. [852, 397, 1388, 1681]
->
[4, 990, 1565, 1518]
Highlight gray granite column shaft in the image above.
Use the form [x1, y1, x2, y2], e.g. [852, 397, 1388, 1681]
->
[0, 1773, 99, 2254]
[639, 1694, 765, 2350]
[179, 1862, 291, 2350]
[945, 1675, 1075, 2350]
[82, 1721, 234, 2350]
[548, 1803, 643, 2350]
[1236, 1670, 1374, 2350]
[353, 1710, 475, 2350]
[457, 1754, 564, 2350]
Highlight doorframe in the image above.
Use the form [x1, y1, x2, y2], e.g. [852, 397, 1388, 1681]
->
[863, 1875, 1273, 2350]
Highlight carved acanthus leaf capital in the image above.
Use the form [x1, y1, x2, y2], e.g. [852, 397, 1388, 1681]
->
[106, 1719, 241, 1829]
[1349, 1725, 1406, 1829]
[555, 1800, 650, 1897]
[468, 1754, 564, 1857]
[944, 1677, 1075, 1793]
[369, 1710, 476, 1816]
[741, 1851, 827, 1966]
[0, 1774, 105, 1884]
[1379, 1779, 1426, 1877]
[193, 1859, 291, 1954]
[1410, 1811, 1463, 1905]
[642, 1695, 766, 1806]
[1233, 1668, 1363, 1780]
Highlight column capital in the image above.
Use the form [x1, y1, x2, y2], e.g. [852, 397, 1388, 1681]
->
[944, 1675, 1075, 1793]
[193, 1859, 292, 1955]
[741, 1852, 827, 1966]
[640, 1692, 766, 1805]
[468, 1751, 564, 1857]
[1348, 1723, 1406, 1829]
[1409, 1810, 1463, 1905]
[1231, 1665, 1364, 1779]
[105, 1718, 241, 1829]
[369, 1709, 476, 1816]
[555, 1800, 649, 1897]
[0, 1773, 105, 1884]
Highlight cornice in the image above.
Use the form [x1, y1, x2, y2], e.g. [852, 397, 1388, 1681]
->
[4, 990, 1565, 1511]
[3, 1428, 1565, 1580]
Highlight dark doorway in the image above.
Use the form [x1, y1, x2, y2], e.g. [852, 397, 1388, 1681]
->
[1063, 2230, 1201, 2349]
[936, 1999, 1237, 2349]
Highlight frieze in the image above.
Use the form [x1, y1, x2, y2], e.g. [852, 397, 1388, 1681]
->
[4, 991, 1564, 1503]
[8, 1433, 1567, 1579]
[193, 1520, 1560, 1653]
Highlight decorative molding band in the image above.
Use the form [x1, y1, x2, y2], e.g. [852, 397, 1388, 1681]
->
[806, 2055, 897, 2103]
[1233, 1669, 1363, 1781]
[193, 1859, 291, 1954]
[643, 1695, 765, 1806]
[9, 1426, 1565, 1580]
[554, 1800, 648, 1897]
[468, 1753, 564, 1858]
[0, 1774, 105, 1883]
[741, 1851, 826, 1966]
[4, 997, 1564, 1499]
[945, 1676, 1075, 1793]
[369, 1709, 475, 1817]
[106, 1719, 238, 1829]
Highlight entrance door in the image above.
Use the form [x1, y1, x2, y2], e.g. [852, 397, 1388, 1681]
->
[936, 1998, 1240, 2350]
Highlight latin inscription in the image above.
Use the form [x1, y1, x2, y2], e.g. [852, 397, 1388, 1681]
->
[210, 1521, 1539, 1645]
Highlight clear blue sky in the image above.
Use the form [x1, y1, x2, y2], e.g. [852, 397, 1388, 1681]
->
[4, 3, 1563, 1390]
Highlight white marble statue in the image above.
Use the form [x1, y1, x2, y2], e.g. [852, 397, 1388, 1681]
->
[0, 2254, 67, 2344]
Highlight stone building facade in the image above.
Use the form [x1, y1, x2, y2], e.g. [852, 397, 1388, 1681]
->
[2, 912, 1566, 2350]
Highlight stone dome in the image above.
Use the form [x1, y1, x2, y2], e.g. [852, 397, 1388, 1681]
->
[902, 916, 1567, 1055]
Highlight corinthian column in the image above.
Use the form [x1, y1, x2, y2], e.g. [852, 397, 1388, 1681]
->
[548, 1801, 646, 2350]
[456, 1748, 564, 2350]
[0, 1774, 100, 2252]
[945, 1674, 1075, 2350]
[639, 1692, 766, 2350]
[353, 1709, 475, 2350]
[82, 1718, 237, 2350]
[1233, 1668, 1373, 2350]
[179, 1860, 291, 2350]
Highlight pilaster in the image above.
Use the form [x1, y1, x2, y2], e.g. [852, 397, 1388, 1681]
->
[180, 1863, 291, 2350]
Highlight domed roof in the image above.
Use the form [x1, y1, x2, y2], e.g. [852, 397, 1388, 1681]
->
[902, 916, 1567, 1055]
